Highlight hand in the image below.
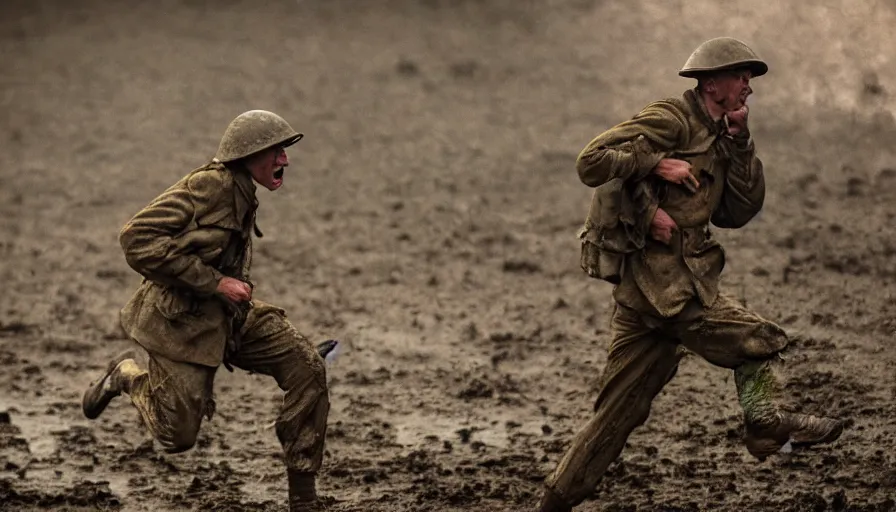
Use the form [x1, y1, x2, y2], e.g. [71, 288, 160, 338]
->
[650, 207, 677, 245]
[216, 276, 252, 304]
[653, 158, 700, 191]
[725, 105, 749, 136]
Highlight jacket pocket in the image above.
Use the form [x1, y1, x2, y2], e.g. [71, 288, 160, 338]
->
[578, 224, 625, 284]
[156, 287, 199, 320]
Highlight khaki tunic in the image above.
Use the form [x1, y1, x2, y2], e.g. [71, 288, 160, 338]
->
[543, 89, 786, 507]
[113, 161, 330, 472]
[118, 162, 258, 367]
[576, 88, 765, 317]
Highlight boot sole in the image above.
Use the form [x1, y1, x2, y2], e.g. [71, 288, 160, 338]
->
[315, 340, 338, 359]
[791, 420, 845, 447]
[82, 350, 138, 420]
[747, 422, 845, 460]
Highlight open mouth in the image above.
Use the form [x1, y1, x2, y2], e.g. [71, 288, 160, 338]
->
[273, 167, 284, 180]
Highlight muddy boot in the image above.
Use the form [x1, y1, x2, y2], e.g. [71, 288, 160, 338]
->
[745, 412, 845, 460]
[288, 470, 322, 512]
[536, 488, 572, 512]
[82, 350, 141, 420]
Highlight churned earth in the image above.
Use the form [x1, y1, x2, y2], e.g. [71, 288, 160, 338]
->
[1, 0, 895, 510]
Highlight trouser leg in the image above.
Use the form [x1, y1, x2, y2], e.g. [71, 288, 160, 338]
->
[673, 294, 843, 459]
[671, 294, 786, 418]
[228, 300, 330, 474]
[123, 351, 216, 453]
[540, 304, 682, 510]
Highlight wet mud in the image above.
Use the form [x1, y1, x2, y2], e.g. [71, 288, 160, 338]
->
[1, 1, 895, 510]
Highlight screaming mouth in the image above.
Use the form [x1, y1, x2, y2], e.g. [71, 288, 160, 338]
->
[273, 168, 284, 179]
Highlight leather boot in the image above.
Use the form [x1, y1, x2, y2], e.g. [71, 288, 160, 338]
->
[745, 411, 845, 460]
[288, 470, 319, 512]
[82, 350, 140, 420]
[536, 487, 572, 512]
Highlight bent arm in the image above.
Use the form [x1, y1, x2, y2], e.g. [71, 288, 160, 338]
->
[119, 171, 226, 296]
[576, 101, 687, 187]
[711, 135, 766, 229]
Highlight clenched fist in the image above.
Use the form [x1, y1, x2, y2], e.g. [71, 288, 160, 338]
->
[725, 105, 749, 136]
[650, 207, 678, 245]
[216, 276, 252, 304]
[653, 158, 700, 191]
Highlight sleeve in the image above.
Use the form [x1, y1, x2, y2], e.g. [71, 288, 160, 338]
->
[118, 171, 226, 296]
[576, 102, 687, 188]
[711, 134, 766, 229]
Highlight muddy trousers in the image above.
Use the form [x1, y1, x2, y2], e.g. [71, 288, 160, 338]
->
[116, 302, 330, 473]
[544, 294, 789, 507]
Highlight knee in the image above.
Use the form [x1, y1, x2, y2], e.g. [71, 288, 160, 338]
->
[283, 363, 328, 397]
[281, 340, 329, 392]
[157, 414, 202, 454]
[742, 321, 789, 360]
[163, 428, 199, 454]
[761, 322, 789, 350]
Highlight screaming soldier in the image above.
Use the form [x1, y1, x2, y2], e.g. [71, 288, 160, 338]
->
[82, 110, 336, 511]
[537, 38, 847, 512]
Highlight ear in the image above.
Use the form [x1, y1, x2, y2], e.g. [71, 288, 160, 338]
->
[697, 75, 716, 93]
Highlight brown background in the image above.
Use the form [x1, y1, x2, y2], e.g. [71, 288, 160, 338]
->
[1, 0, 895, 510]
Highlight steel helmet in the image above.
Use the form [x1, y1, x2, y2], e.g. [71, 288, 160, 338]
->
[678, 37, 768, 78]
[214, 110, 303, 163]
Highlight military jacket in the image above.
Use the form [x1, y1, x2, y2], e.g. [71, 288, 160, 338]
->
[118, 161, 258, 366]
[576, 88, 765, 317]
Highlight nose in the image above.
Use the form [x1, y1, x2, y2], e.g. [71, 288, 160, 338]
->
[276, 147, 289, 166]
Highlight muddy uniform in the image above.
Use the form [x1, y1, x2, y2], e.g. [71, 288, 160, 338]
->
[114, 161, 329, 472]
[543, 88, 793, 506]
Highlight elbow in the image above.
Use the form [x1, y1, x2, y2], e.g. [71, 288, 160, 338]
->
[121, 245, 148, 275]
[118, 225, 153, 274]
[712, 205, 763, 229]
[119, 225, 138, 262]
[576, 157, 608, 188]
[578, 171, 601, 188]
[713, 217, 750, 230]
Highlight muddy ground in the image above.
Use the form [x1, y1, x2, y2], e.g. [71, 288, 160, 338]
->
[1, 0, 896, 511]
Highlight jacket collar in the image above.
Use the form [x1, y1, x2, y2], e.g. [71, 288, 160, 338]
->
[213, 161, 258, 233]
[684, 87, 727, 135]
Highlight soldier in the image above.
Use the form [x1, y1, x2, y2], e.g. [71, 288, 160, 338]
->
[537, 38, 846, 512]
[82, 110, 336, 511]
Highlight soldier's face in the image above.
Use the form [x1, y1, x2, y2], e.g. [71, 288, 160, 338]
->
[706, 69, 753, 111]
[246, 146, 289, 191]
